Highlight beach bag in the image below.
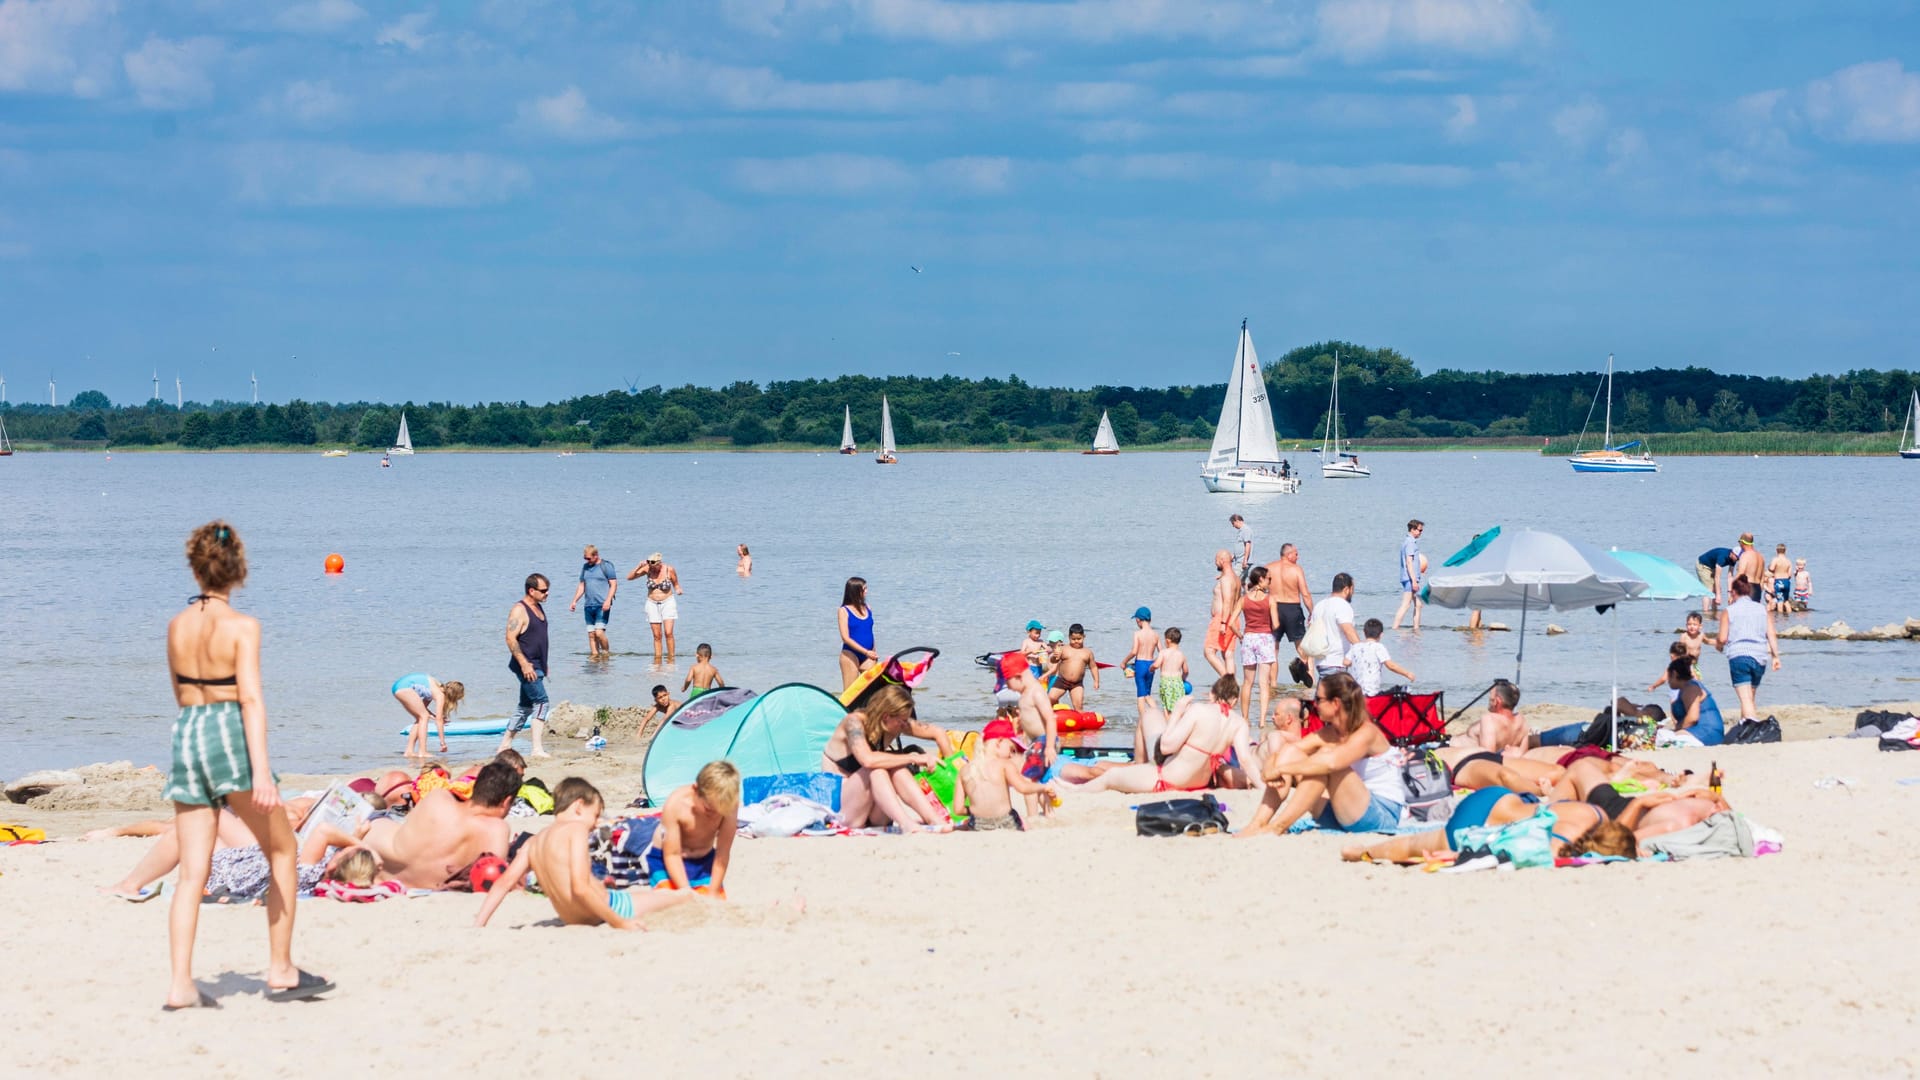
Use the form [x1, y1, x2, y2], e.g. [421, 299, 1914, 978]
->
[1400, 750, 1453, 824]
[1452, 808, 1558, 869]
[1134, 795, 1230, 837]
[1726, 716, 1782, 744]
[1298, 616, 1332, 660]
[590, 816, 661, 888]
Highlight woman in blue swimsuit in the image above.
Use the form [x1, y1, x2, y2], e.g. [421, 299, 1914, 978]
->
[837, 576, 879, 690]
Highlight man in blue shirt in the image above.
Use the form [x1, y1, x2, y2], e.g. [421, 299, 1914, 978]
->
[1392, 519, 1424, 631]
[1695, 546, 1737, 615]
[569, 544, 619, 660]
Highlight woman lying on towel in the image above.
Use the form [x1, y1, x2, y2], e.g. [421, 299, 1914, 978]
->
[821, 685, 951, 832]
[1058, 675, 1255, 794]
[1238, 673, 1408, 836]
[1341, 783, 1733, 865]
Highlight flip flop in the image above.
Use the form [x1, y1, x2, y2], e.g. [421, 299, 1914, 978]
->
[162, 989, 220, 1012]
[265, 969, 335, 1003]
[107, 883, 165, 903]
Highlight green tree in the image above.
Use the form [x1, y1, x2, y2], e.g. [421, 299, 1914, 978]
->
[1662, 396, 1700, 432]
[1525, 393, 1566, 436]
[230, 406, 261, 444]
[1707, 389, 1749, 431]
[69, 389, 112, 410]
[731, 413, 773, 446]
[281, 400, 318, 444]
[261, 404, 288, 442]
[210, 411, 238, 446]
[354, 408, 396, 447]
[113, 422, 155, 445]
[1364, 415, 1423, 438]
[1621, 388, 1652, 432]
[646, 405, 702, 445]
[593, 413, 632, 447]
[70, 413, 108, 440]
[1108, 401, 1143, 443]
[179, 411, 215, 448]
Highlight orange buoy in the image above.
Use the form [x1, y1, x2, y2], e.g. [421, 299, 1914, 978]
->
[324, 553, 345, 574]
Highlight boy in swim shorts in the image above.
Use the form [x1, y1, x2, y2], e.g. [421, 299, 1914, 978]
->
[646, 760, 740, 895]
[1152, 627, 1191, 713]
[1120, 607, 1159, 726]
[1046, 624, 1099, 711]
[473, 777, 688, 929]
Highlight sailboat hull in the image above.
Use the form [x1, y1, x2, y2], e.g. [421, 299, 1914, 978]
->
[1083, 449, 1119, 456]
[1201, 468, 1300, 494]
[1322, 461, 1370, 478]
[387, 448, 414, 456]
[1900, 449, 1920, 460]
[1567, 455, 1658, 473]
[838, 447, 857, 455]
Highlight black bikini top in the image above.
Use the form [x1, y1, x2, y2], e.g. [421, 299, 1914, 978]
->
[176, 594, 238, 685]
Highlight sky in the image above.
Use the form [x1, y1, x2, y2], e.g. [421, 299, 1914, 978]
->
[3, 0, 1919, 406]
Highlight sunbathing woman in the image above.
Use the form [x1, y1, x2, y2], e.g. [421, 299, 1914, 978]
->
[103, 800, 362, 903]
[1239, 672, 1406, 836]
[1431, 744, 1566, 794]
[820, 684, 949, 831]
[1064, 675, 1255, 794]
[1342, 782, 1732, 864]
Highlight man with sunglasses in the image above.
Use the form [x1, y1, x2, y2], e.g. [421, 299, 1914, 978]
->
[500, 573, 552, 759]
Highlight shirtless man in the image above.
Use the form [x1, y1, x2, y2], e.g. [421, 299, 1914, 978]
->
[998, 652, 1059, 770]
[626, 552, 683, 664]
[1265, 543, 1314, 683]
[362, 761, 516, 890]
[1047, 624, 1099, 711]
[646, 760, 739, 893]
[1205, 550, 1241, 677]
[1766, 543, 1793, 612]
[1732, 533, 1764, 601]
[473, 778, 688, 929]
[1459, 680, 1528, 754]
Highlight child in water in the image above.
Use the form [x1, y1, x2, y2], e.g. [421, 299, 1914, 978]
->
[683, 644, 724, 698]
[1152, 627, 1191, 713]
[1792, 559, 1812, 610]
[473, 777, 689, 929]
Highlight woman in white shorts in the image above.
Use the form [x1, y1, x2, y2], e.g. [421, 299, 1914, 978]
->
[1227, 566, 1280, 729]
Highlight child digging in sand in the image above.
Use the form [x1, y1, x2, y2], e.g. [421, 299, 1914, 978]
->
[960, 718, 1058, 831]
[473, 777, 689, 929]
[645, 760, 740, 894]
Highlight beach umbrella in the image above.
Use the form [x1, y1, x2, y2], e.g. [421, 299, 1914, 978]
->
[1424, 528, 1649, 688]
[1604, 549, 1715, 746]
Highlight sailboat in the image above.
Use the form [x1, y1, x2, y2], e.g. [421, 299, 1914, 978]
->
[1900, 390, 1920, 460]
[1201, 320, 1298, 493]
[0, 413, 12, 456]
[875, 396, 898, 464]
[1084, 410, 1119, 455]
[1567, 354, 1657, 473]
[839, 406, 857, 455]
[1320, 352, 1369, 479]
[389, 412, 415, 456]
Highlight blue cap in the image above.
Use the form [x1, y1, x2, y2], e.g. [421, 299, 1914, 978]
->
[1025, 619, 1044, 631]
[1133, 606, 1151, 621]
[1046, 630, 1065, 643]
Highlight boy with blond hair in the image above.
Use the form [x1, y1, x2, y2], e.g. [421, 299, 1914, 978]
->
[473, 777, 687, 930]
[647, 760, 740, 895]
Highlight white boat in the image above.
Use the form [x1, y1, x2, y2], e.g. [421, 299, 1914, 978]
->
[839, 406, 857, 455]
[1201, 320, 1299, 493]
[1567, 354, 1658, 473]
[389, 412, 415, 456]
[1320, 352, 1370, 479]
[1085, 410, 1119, 455]
[1900, 389, 1920, 460]
[0, 414, 12, 456]
[321, 448, 349, 458]
[875, 396, 898, 464]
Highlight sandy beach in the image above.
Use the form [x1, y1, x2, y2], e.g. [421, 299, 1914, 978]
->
[4, 701, 1919, 1077]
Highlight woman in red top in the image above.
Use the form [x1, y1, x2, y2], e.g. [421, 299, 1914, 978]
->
[1226, 566, 1280, 729]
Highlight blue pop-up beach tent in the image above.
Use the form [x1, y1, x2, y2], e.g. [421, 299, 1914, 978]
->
[640, 683, 847, 802]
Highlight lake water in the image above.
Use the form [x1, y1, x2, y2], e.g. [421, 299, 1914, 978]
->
[3, 449, 1916, 774]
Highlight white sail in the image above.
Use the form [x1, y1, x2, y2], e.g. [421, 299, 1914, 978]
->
[1902, 390, 1920, 457]
[1091, 410, 1119, 453]
[840, 406, 856, 451]
[0, 414, 11, 454]
[390, 412, 414, 454]
[1204, 329, 1245, 471]
[879, 396, 896, 456]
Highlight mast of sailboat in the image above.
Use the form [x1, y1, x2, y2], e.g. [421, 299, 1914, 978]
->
[1603, 354, 1614, 448]
[1235, 319, 1247, 467]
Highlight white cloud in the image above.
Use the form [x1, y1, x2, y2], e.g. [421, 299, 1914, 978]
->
[232, 143, 531, 207]
[122, 36, 222, 110]
[750, 0, 1303, 46]
[1806, 59, 1920, 143]
[732, 153, 915, 195]
[1049, 81, 1146, 114]
[1316, 0, 1542, 60]
[513, 86, 629, 140]
[928, 155, 1011, 193]
[376, 11, 433, 51]
[275, 0, 365, 33]
[1605, 127, 1647, 173]
[1444, 93, 1476, 138]
[1076, 117, 1153, 142]
[1266, 160, 1474, 191]
[0, 0, 116, 97]
[1551, 98, 1606, 150]
[630, 48, 993, 113]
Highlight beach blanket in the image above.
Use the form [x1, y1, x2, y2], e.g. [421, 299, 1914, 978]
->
[1639, 811, 1756, 860]
[738, 795, 837, 838]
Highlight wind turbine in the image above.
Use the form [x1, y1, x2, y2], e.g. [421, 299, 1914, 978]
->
[251, 371, 259, 404]
[153, 371, 160, 404]
[176, 374, 183, 410]
[1, 374, 7, 404]
[50, 375, 57, 407]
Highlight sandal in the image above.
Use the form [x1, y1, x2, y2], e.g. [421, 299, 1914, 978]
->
[265, 969, 336, 1003]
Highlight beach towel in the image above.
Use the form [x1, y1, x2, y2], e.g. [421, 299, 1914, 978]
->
[1639, 812, 1756, 860]
[313, 879, 406, 903]
[737, 795, 837, 838]
[590, 816, 663, 888]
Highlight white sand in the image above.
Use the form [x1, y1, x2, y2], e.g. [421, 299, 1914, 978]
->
[5, 718, 1920, 1076]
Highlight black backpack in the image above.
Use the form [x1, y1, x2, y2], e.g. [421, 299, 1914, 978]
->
[1725, 716, 1783, 744]
[1135, 795, 1231, 837]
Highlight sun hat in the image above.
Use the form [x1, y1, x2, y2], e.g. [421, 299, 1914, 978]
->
[1133, 606, 1152, 621]
[648, 552, 663, 562]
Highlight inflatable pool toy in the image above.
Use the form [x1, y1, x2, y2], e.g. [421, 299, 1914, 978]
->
[1051, 706, 1106, 732]
[397, 718, 509, 738]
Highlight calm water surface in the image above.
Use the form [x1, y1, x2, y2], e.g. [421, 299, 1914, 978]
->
[3, 450, 1916, 773]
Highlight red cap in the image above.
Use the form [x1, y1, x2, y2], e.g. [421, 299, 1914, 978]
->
[998, 651, 1029, 679]
[983, 718, 1025, 750]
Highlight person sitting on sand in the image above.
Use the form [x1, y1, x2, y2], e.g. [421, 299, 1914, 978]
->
[1046, 624, 1099, 711]
[393, 674, 465, 759]
[1064, 675, 1254, 794]
[645, 760, 740, 894]
[361, 760, 516, 890]
[683, 644, 724, 698]
[960, 718, 1057, 831]
[821, 685, 949, 831]
[1660, 657, 1725, 747]
[999, 652, 1059, 773]
[474, 777, 689, 930]
[1240, 673, 1405, 836]
[1459, 680, 1528, 754]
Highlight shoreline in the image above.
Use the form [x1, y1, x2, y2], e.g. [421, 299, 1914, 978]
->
[10, 442, 1914, 457]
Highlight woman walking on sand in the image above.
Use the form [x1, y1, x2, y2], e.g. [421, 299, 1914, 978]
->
[838, 576, 879, 689]
[162, 521, 332, 1009]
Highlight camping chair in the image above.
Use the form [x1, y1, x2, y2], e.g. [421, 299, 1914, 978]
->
[1366, 688, 1447, 748]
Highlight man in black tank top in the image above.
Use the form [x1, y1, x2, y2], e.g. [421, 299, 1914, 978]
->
[500, 573, 552, 758]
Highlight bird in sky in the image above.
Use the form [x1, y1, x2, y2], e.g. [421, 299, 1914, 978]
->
[946, 351, 961, 357]
[910, 265, 921, 273]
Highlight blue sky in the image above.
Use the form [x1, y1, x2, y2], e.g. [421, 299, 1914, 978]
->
[3, 0, 1919, 405]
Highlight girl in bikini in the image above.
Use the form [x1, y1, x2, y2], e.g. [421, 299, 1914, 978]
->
[1062, 675, 1255, 794]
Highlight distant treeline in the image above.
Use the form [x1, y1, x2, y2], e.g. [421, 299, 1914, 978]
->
[5, 344, 1917, 450]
